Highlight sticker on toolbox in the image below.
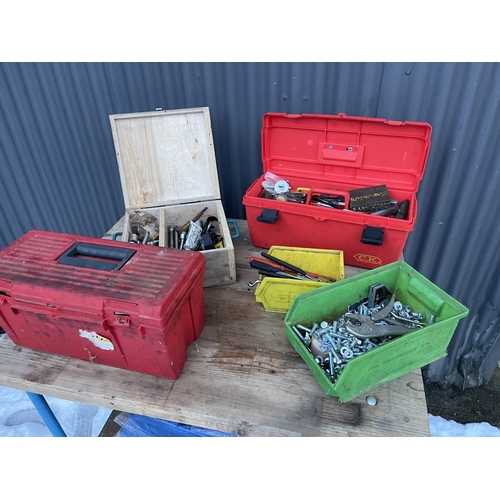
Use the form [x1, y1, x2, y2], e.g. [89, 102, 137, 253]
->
[354, 254, 383, 266]
[79, 329, 115, 351]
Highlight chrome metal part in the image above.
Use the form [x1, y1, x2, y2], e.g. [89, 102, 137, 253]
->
[247, 279, 262, 287]
[184, 221, 203, 251]
[274, 179, 290, 194]
[297, 324, 311, 333]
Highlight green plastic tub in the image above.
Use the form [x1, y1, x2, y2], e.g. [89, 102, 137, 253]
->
[284, 261, 469, 402]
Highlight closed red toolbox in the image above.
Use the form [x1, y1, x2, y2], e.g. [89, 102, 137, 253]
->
[0, 230, 206, 379]
[242, 112, 432, 268]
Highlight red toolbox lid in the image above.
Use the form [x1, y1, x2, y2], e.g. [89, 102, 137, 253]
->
[262, 113, 432, 193]
[0, 230, 205, 325]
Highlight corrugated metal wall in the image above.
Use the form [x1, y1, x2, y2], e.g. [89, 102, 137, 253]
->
[1, 62, 499, 388]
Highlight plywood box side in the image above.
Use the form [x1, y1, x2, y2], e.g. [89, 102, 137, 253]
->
[109, 108, 221, 208]
[120, 201, 236, 287]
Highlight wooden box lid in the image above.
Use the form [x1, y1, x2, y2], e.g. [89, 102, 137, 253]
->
[109, 107, 221, 209]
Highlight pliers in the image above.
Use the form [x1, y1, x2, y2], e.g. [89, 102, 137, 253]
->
[344, 289, 420, 338]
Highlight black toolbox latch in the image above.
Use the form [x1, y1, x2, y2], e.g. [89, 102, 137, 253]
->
[361, 226, 384, 246]
[257, 209, 279, 224]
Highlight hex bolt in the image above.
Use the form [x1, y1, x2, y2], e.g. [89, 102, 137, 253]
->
[320, 321, 329, 329]
[296, 324, 312, 333]
[330, 332, 351, 341]
[325, 333, 349, 349]
[330, 347, 342, 365]
[292, 325, 309, 345]
[332, 321, 338, 334]
[412, 312, 425, 321]
[328, 353, 334, 374]
[310, 323, 319, 337]
[319, 341, 331, 352]
[428, 314, 436, 325]
[315, 327, 329, 337]
[323, 333, 336, 349]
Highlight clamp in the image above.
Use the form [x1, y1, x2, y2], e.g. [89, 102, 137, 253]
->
[344, 289, 416, 339]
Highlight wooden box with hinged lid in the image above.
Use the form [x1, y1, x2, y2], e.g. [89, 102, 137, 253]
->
[109, 107, 236, 287]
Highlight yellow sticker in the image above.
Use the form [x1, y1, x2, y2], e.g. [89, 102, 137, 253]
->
[353, 254, 382, 266]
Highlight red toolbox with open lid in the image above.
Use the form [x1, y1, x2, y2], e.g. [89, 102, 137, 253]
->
[242, 112, 432, 268]
[0, 230, 206, 379]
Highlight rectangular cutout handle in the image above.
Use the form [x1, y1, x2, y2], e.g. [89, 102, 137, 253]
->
[57, 243, 136, 271]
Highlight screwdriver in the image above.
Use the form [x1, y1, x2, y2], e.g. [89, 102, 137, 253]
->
[249, 260, 310, 280]
[260, 252, 333, 282]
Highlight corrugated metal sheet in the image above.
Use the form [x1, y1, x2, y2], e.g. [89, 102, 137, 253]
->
[0, 62, 499, 388]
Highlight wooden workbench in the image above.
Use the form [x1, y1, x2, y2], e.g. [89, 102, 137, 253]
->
[0, 220, 430, 436]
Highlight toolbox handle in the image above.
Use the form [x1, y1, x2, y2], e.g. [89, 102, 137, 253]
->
[57, 243, 136, 271]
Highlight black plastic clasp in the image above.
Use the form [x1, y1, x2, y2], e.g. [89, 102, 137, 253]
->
[257, 208, 279, 224]
[361, 226, 384, 246]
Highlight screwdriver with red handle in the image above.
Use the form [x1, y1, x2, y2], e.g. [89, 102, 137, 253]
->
[249, 258, 311, 280]
[249, 253, 334, 282]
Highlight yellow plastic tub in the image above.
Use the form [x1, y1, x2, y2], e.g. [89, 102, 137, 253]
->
[254, 246, 344, 313]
